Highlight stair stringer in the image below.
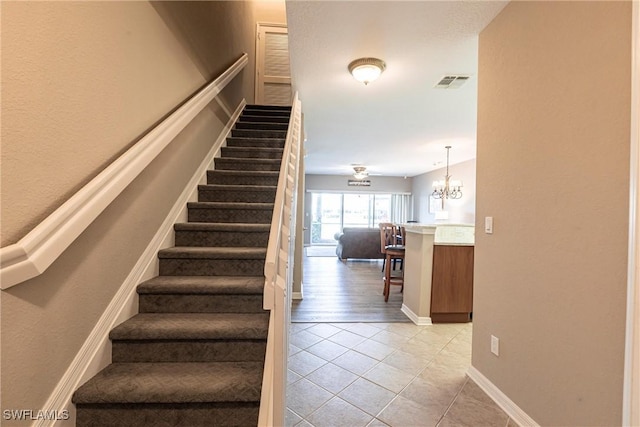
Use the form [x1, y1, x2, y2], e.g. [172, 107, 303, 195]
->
[34, 100, 246, 427]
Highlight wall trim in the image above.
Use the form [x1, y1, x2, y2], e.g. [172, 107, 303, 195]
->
[401, 304, 432, 325]
[467, 366, 539, 427]
[292, 291, 303, 300]
[0, 53, 248, 290]
[35, 101, 246, 427]
[624, 1, 640, 424]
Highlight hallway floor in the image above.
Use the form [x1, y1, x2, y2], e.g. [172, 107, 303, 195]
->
[286, 321, 515, 427]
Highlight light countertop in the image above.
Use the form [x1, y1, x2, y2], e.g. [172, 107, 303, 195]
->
[404, 223, 474, 246]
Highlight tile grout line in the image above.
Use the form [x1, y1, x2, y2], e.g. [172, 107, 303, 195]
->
[288, 322, 472, 427]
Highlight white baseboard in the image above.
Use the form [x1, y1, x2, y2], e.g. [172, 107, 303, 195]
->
[401, 304, 432, 325]
[466, 366, 539, 427]
[39, 101, 246, 427]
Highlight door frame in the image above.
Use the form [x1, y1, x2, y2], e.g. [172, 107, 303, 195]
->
[624, 1, 639, 425]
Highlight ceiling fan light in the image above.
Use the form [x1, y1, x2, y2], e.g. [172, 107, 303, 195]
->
[348, 58, 386, 85]
[352, 165, 369, 180]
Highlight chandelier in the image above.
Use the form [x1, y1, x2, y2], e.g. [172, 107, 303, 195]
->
[432, 146, 462, 208]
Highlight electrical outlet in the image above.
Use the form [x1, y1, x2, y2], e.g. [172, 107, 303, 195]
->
[491, 335, 500, 356]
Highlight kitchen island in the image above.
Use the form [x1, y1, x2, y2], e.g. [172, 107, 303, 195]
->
[401, 224, 474, 324]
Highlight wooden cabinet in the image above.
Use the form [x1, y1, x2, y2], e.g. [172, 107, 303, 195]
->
[430, 245, 474, 323]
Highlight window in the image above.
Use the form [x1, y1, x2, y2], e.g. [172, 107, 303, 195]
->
[310, 193, 409, 244]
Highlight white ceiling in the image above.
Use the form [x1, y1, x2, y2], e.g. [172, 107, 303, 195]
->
[285, 1, 508, 177]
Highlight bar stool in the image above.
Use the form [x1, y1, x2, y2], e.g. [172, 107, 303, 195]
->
[379, 224, 405, 302]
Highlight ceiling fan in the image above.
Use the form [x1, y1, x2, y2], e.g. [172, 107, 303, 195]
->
[352, 166, 368, 180]
[351, 165, 382, 180]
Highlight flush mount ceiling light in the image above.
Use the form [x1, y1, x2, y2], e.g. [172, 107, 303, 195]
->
[348, 58, 386, 85]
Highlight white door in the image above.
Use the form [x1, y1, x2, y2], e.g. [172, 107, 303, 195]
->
[255, 24, 292, 106]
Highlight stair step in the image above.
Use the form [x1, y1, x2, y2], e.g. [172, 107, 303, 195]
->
[174, 222, 270, 247]
[111, 312, 268, 340]
[238, 115, 289, 124]
[138, 275, 265, 295]
[231, 129, 287, 139]
[158, 247, 266, 276]
[187, 202, 274, 223]
[215, 157, 282, 172]
[226, 137, 285, 148]
[72, 361, 263, 404]
[244, 105, 292, 115]
[198, 184, 276, 203]
[158, 247, 267, 259]
[221, 146, 284, 159]
[235, 122, 288, 131]
[137, 275, 265, 314]
[207, 170, 279, 186]
[110, 313, 268, 363]
[245, 104, 291, 111]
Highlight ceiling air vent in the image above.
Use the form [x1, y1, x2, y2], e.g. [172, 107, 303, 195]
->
[434, 75, 471, 89]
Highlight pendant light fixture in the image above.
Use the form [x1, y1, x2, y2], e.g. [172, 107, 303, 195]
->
[432, 146, 463, 208]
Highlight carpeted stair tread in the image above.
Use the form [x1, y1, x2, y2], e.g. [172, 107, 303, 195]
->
[242, 109, 291, 116]
[225, 137, 285, 147]
[187, 201, 274, 210]
[198, 184, 276, 192]
[238, 115, 289, 123]
[208, 170, 280, 177]
[72, 362, 263, 404]
[235, 122, 288, 131]
[174, 223, 270, 232]
[222, 146, 284, 156]
[158, 247, 266, 259]
[215, 157, 282, 164]
[207, 170, 280, 185]
[231, 129, 287, 139]
[137, 276, 264, 294]
[245, 103, 291, 110]
[110, 312, 268, 340]
[222, 146, 284, 151]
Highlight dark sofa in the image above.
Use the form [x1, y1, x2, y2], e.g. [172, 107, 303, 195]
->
[334, 227, 384, 261]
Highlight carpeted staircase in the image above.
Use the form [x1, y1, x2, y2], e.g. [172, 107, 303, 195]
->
[72, 105, 291, 426]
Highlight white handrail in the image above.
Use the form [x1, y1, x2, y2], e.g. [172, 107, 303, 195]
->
[259, 93, 302, 427]
[0, 53, 248, 289]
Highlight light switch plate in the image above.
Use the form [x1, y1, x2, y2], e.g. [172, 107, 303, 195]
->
[491, 335, 499, 356]
[485, 217, 493, 234]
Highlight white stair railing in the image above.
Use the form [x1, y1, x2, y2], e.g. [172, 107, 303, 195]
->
[259, 93, 302, 427]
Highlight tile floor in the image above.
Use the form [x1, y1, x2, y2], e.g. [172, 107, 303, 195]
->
[286, 322, 514, 427]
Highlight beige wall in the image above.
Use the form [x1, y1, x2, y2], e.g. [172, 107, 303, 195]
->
[412, 159, 476, 224]
[474, 2, 631, 425]
[1, 0, 259, 415]
[253, 0, 288, 24]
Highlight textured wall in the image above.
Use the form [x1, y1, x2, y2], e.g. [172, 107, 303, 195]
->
[411, 159, 476, 224]
[0, 1, 206, 246]
[473, 2, 631, 425]
[1, 0, 258, 415]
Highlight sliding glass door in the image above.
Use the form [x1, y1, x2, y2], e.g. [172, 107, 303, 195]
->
[310, 193, 342, 244]
[310, 193, 397, 245]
